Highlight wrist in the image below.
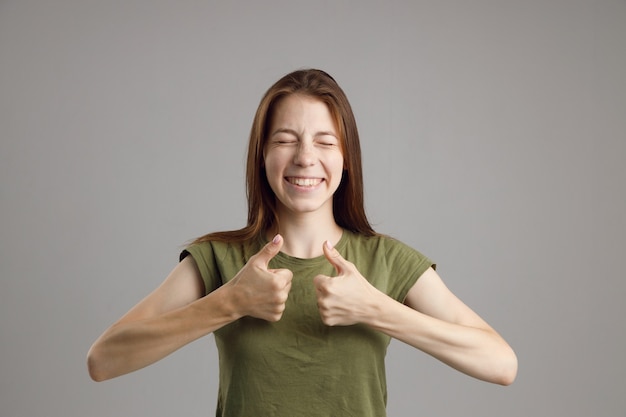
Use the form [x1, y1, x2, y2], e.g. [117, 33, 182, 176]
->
[361, 286, 387, 327]
[213, 283, 245, 321]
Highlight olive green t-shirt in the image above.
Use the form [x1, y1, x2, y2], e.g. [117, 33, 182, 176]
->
[181, 230, 434, 417]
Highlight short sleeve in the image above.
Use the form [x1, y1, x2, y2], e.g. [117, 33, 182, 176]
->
[384, 238, 435, 303]
[180, 243, 222, 295]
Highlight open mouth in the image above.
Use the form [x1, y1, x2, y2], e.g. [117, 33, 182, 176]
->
[285, 177, 323, 187]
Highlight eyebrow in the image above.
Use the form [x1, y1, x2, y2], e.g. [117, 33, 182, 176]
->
[271, 128, 338, 138]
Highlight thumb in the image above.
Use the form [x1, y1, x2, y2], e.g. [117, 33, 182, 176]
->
[255, 234, 283, 267]
[322, 240, 347, 274]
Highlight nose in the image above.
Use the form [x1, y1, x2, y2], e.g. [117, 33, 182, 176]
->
[293, 141, 316, 166]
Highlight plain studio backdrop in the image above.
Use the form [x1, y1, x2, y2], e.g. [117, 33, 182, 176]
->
[1, 1, 624, 416]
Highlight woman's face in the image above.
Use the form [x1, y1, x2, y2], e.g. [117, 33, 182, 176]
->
[264, 94, 344, 219]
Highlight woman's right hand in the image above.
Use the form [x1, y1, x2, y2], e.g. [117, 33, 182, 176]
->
[226, 235, 293, 322]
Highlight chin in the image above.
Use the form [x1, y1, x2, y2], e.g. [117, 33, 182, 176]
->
[278, 199, 333, 216]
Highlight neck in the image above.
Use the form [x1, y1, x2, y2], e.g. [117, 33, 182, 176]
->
[269, 208, 343, 259]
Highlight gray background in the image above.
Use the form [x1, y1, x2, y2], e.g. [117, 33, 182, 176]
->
[1, 1, 625, 416]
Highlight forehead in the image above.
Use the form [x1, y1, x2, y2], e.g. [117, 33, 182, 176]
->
[269, 94, 337, 131]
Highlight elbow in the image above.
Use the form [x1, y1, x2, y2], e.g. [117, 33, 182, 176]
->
[86, 344, 110, 382]
[494, 348, 518, 386]
[495, 368, 517, 386]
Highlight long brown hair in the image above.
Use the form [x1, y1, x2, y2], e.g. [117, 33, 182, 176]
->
[193, 69, 376, 244]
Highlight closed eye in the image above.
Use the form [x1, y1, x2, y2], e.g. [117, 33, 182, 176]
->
[270, 128, 298, 144]
[315, 136, 339, 147]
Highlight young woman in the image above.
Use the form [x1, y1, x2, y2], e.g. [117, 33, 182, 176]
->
[87, 69, 517, 416]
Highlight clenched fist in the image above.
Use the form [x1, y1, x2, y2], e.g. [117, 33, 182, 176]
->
[227, 235, 293, 322]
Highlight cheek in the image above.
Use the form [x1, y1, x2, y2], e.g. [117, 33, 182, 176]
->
[264, 147, 292, 170]
[331, 154, 346, 178]
[263, 154, 283, 184]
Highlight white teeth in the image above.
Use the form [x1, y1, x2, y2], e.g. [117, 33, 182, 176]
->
[287, 177, 321, 187]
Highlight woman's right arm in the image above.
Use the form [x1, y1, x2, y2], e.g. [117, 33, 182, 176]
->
[87, 256, 237, 381]
[87, 235, 292, 382]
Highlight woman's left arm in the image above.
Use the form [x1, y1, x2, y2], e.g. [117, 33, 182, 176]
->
[386, 267, 517, 385]
[314, 244, 518, 385]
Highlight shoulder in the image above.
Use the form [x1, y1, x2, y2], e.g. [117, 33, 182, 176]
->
[182, 237, 263, 265]
[342, 231, 435, 301]
[179, 236, 265, 294]
[342, 231, 430, 262]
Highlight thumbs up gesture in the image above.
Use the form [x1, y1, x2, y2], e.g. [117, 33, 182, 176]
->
[226, 235, 293, 322]
[313, 241, 381, 326]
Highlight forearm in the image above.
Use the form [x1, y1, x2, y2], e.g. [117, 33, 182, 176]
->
[87, 286, 240, 381]
[365, 291, 517, 385]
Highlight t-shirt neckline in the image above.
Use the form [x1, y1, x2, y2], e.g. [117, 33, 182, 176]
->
[258, 230, 350, 266]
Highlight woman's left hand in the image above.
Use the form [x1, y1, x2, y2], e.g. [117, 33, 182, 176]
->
[313, 241, 382, 326]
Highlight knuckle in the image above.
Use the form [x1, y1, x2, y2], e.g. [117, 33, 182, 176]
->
[319, 314, 335, 326]
[314, 277, 329, 290]
[263, 307, 284, 322]
[272, 301, 286, 312]
[269, 279, 282, 291]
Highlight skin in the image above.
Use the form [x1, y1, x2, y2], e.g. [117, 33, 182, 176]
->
[315, 242, 517, 385]
[87, 94, 517, 385]
[263, 94, 345, 257]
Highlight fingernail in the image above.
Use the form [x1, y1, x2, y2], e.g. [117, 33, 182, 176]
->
[325, 240, 333, 250]
[272, 234, 281, 244]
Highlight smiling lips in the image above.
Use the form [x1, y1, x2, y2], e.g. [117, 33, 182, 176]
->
[285, 177, 323, 187]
